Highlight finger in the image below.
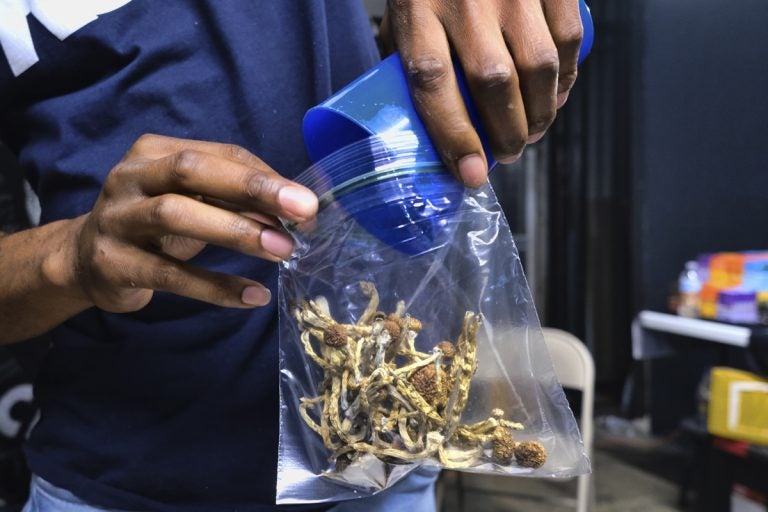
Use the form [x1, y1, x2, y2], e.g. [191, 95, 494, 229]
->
[111, 150, 318, 223]
[389, 3, 487, 187]
[443, 5, 528, 164]
[501, 0, 560, 142]
[115, 245, 272, 308]
[124, 134, 266, 170]
[118, 194, 295, 261]
[155, 235, 207, 261]
[542, 0, 583, 108]
[202, 197, 282, 228]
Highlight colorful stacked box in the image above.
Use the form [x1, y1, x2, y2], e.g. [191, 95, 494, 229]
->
[693, 251, 768, 324]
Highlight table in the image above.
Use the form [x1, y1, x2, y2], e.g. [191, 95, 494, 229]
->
[632, 311, 751, 361]
[633, 313, 768, 510]
[680, 418, 768, 512]
[631, 311, 766, 435]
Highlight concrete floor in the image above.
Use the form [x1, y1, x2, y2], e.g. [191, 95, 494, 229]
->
[437, 448, 683, 512]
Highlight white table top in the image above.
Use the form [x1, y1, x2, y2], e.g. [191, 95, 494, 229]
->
[637, 310, 752, 348]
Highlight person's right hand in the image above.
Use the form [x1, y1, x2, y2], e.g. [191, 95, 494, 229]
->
[379, 0, 583, 187]
[69, 134, 317, 313]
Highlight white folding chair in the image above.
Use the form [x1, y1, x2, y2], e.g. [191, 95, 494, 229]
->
[541, 327, 596, 512]
[437, 328, 596, 512]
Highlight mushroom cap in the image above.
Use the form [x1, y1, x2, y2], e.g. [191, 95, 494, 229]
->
[324, 323, 347, 347]
[406, 317, 423, 333]
[514, 440, 547, 468]
[437, 341, 456, 358]
[409, 365, 448, 405]
[382, 319, 402, 339]
[491, 427, 516, 464]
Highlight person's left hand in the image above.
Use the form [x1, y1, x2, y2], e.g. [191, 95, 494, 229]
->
[379, 0, 583, 187]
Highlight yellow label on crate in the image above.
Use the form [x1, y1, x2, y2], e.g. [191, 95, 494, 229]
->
[708, 367, 768, 446]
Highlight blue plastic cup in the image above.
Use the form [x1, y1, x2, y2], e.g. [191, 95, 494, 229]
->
[300, 1, 594, 254]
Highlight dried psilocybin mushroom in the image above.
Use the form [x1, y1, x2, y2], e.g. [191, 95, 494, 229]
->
[404, 317, 422, 333]
[293, 281, 548, 473]
[491, 427, 517, 465]
[437, 341, 456, 358]
[514, 440, 547, 468]
[409, 364, 449, 408]
[381, 319, 401, 340]
[323, 323, 347, 348]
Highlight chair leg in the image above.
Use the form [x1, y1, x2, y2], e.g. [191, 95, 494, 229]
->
[577, 473, 592, 512]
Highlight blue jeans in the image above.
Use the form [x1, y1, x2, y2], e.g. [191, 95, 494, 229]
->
[22, 477, 132, 512]
[23, 467, 440, 512]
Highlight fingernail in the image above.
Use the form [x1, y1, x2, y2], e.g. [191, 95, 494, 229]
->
[527, 132, 545, 144]
[261, 229, 294, 259]
[497, 151, 523, 165]
[242, 285, 271, 306]
[557, 90, 570, 109]
[278, 186, 318, 221]
[458, 154, 487, 187]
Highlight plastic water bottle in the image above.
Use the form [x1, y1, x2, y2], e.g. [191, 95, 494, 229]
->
[678, 260, 703, 317]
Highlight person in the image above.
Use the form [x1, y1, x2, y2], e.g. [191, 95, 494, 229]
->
[0, 0, 583, 510]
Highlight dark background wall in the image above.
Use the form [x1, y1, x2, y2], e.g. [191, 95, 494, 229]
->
[543, 0, 768, 411]
[633, 0, 768, 312]
[544, 0, 635, 399]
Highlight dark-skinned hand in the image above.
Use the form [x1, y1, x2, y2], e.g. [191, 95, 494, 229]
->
[380, 0, 583, 186]
[70, 134, 317, 312]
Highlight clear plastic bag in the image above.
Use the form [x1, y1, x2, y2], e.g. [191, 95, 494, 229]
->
[276, 132, 589, 505]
